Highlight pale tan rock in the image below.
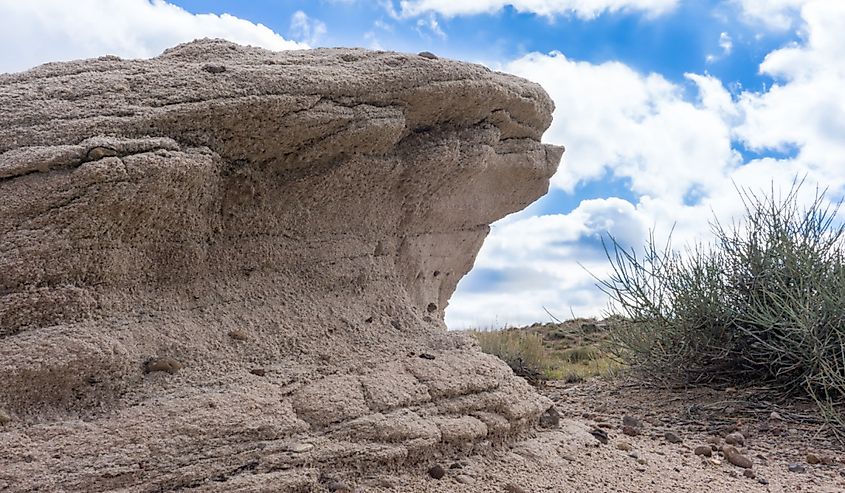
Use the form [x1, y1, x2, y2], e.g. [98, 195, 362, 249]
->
[0, 39, 562, 491]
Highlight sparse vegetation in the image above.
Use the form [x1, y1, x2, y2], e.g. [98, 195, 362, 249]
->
[599, 181, 845, 435]
[470, 319, 621, 384]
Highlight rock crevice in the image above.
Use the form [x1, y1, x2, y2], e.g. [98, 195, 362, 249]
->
[0, 39, 562, 492]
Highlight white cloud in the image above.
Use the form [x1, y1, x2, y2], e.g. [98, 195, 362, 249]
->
[719, 31, 733, 54]
[447, 0, 845, 328]
[415, 14, 447, 39]
[504, 52, 740, 201]
[0, 0, 306, 74]
[736, 0, 845, 180]
[732, 0, 810, 29]
[289, 10, 327, 46]
[394, 0, 679, 19]
[706, 32, 733, 64]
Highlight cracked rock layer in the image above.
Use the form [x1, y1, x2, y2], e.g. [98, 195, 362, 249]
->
[0, 39, 562, 492]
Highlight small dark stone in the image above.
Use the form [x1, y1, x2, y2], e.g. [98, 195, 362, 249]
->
[228, 329, 249, 341]
[249, 368, 266, 377]
[723, 445, 752, 469]
[426, 303, 437, 313]
[428, 464, 445, 479]
[788, 463, 805, 473]
[449, 462, 462, 469]
[539, 406, 560, 429]
[85, 146, 118, 161]
[590, 428, 609, 444]
[0, 409, 11, 425]
[622, 425, 640, 436]
[694, 445, 712, 457]
[418, 51, 438, 59]
[725, 432, 745, 446]
[390, 320, 401, 330]
[144, 357, 182, 374]
[743, 469, 756, 479]
[622, 415, 642, 429]
[419, 353, 436, 360]
[326, 480, 351, 492]
[664, 431, 682, 444]
[364, 316, 374, 323]
[505, 484, 528, 493]
[202, 64, 226, 73]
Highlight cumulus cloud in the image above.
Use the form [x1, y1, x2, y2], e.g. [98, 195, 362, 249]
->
[732, 0, 810, 29]
[0, 0, 306, 74]
[447, 0, 845, 328]
[505, 52, 740, 201]
[393, 0, 679, 19]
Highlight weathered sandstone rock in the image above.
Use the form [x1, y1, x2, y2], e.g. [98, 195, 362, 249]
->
[0, 39, 562, 491]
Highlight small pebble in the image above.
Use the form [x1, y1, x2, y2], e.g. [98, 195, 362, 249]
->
[202, 64, 226, 73]
[758, 477, 769, 485]
[288, 443, 314, 453]
[456, 475, 475, 485]
[616, 441, 632, 452]
[0, 409, 11, 425]
[228, 329, 249, 341]
[694, 446, 713, 457]
[428, 464, 445, 480]
[665, 431, 682, 444]
[622, 425, 641, 436]
[326, 480, 350, 492]
[590, 428, 609, 444]
[725, 432, 745, 446]
[539, 406, 560, 428]
[743, 469, 756, 479]
[806, 453, 820, 464]
[418, 51, 438, 59]
[144, 357, 182, 374]
[86, 146, 118, 161]
[505, 484, 528, 493]
[622, 415, 643, 428]
[249, 368, 266, 377]
[788, 463, 805, 473]
[722, 445, 752, 469]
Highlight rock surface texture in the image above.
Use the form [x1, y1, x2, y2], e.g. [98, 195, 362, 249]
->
[0, 39, 562, 492]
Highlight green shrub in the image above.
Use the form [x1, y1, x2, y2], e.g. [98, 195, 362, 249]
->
[600, 181, 845, 433]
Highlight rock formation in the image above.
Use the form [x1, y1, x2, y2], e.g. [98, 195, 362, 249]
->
[0, 39, 562, 492]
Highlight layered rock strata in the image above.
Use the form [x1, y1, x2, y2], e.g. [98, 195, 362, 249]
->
[0, 39, 563, 492]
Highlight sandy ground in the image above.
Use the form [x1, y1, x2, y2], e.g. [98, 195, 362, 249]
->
[352, 378, 845, 492]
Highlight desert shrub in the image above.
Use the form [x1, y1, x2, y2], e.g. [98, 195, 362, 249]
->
[561, 345, 600, 363]
[471, 327, 620, 384]
[600, 182, 845, 431]
[471, 329, 552, 383]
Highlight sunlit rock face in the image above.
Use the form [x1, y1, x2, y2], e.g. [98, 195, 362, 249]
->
[0, 39, 562, 491]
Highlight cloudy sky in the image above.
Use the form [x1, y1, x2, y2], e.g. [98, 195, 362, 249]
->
[2, 0, 843, 328]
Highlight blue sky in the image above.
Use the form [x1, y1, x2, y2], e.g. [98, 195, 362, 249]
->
[2, 0, 843, 327]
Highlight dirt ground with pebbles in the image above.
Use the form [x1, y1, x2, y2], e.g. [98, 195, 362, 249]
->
[355, 378, 845, 492]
